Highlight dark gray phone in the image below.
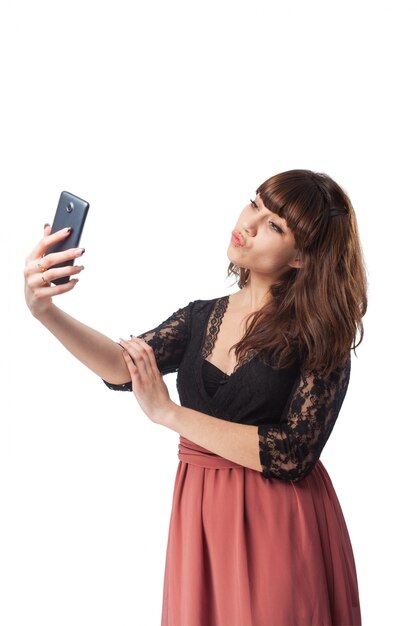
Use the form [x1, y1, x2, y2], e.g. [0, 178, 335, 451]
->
[45, 191, 89, 285]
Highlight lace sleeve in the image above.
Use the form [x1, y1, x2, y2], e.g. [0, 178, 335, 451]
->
[102, 301, 193, 391]
[257, 355, 351, 482]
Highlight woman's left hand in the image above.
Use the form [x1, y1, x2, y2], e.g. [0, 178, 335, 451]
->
[119, 336, 175, 425]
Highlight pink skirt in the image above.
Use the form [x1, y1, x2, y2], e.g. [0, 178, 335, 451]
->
[161, 436, 361, 626]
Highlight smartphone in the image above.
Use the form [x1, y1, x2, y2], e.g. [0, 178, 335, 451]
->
[45, 191, 89, 285]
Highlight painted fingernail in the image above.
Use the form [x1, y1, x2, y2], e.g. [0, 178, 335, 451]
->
[67, 227, 73, 233]
[44, 223, 50, 228]
[79, 248, 85, 255]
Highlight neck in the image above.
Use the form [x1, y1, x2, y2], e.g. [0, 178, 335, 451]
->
[235, 275, 274, 311]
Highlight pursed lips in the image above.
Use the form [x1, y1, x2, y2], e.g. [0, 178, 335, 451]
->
[231, 230, 245, 246]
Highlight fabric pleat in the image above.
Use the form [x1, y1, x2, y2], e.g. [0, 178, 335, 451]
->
[161, 436, 361, 626]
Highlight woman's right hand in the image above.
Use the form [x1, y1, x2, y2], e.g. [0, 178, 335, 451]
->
[24, 224, 85, 319]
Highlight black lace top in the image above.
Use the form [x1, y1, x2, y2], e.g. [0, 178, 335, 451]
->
[103, 296, 351, 482]
[202, 359, 230, 397]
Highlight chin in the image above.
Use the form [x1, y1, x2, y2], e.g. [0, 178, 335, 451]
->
[226, 249, 238, 265]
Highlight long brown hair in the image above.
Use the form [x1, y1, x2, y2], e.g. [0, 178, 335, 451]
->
[227, 169, 368, 377]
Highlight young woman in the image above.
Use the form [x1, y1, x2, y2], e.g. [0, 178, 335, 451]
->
[24, 169, 366, 625]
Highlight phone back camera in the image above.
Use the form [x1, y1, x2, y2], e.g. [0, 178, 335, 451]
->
[66, 202, 74, 213]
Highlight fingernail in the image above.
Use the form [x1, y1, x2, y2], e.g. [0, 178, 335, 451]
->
[129, 334, 135, 338]
[67, 227, 73, 233]
[80, 248, 85, 255]
[77, 265, 85, 271]
[44, 223, 50, 228]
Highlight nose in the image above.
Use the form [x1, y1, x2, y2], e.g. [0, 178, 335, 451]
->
[241, 220, 257, 237]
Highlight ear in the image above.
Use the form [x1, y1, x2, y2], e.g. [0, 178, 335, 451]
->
[288, 250, 303, 269]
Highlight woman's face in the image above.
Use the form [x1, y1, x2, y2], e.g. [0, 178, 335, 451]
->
[227, 194, 302, 279]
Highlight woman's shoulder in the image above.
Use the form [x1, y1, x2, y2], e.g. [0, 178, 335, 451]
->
[186, 294, 229, 315]
[188, 293, 229, 307]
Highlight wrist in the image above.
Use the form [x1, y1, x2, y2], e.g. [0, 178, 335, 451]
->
[161, 401, 181, 431]
[33, 302, 56, 323]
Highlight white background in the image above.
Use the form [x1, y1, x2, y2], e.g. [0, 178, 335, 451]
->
[1, 1, 416, 624]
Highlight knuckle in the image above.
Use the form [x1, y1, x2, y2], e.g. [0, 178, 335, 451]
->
[26, 274, 37, 289]
[32, 290, 42, 301]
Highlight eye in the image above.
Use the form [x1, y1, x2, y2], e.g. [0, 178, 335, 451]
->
[269, 221, 284, 234]
[250, 198, 258, 209]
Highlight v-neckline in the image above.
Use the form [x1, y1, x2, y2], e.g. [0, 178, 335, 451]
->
[200, 295, 258, 381]
[203, 358, 231, 378]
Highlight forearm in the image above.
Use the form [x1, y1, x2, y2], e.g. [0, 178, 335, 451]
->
[35, 304, 130, 383]
[164, 404, 262, 473]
